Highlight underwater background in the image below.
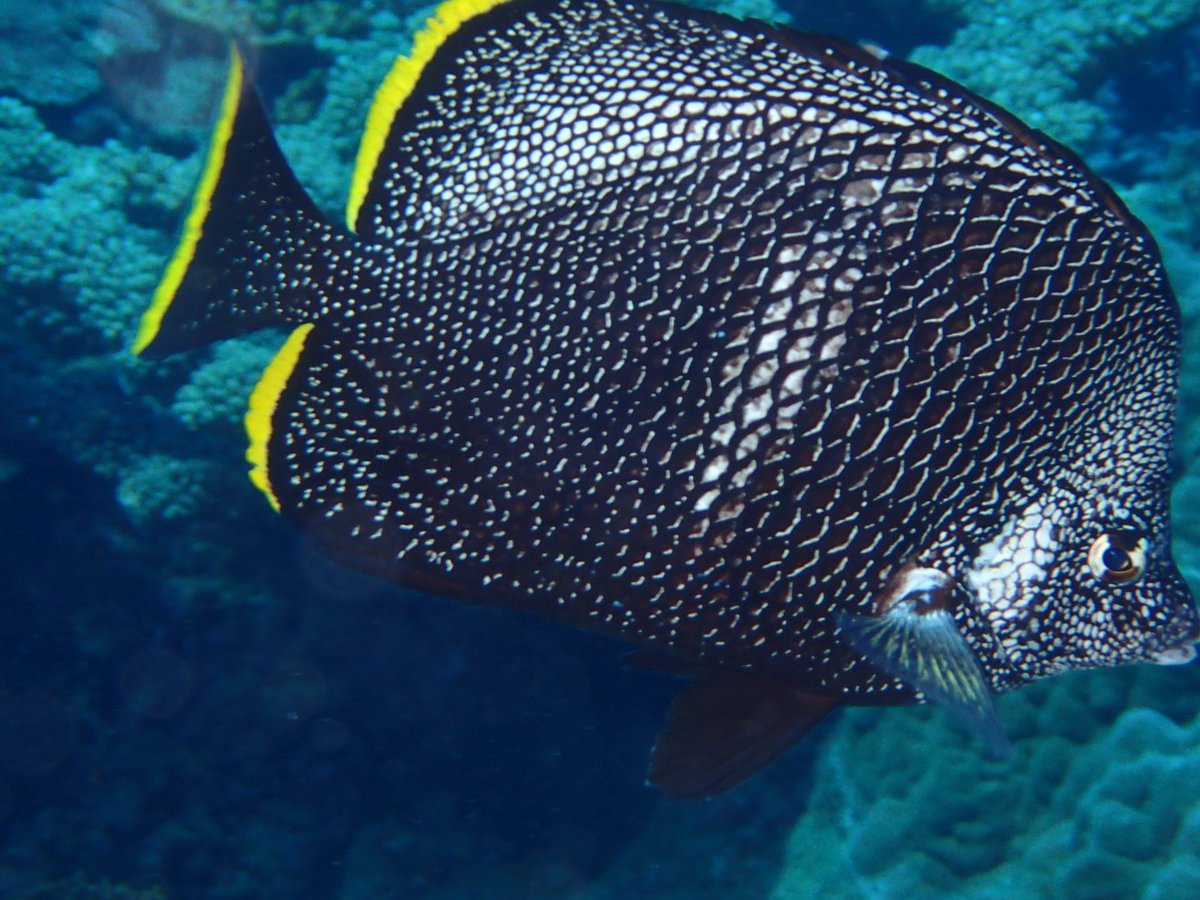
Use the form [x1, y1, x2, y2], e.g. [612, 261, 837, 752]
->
[3, 0, 1200, 896]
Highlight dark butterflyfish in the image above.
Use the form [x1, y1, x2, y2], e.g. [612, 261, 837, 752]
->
[134, 0, 1199, 797]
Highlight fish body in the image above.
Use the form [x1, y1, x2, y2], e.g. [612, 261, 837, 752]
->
[136, 0, 1198, 796]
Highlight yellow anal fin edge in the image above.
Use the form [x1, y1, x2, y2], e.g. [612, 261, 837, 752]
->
[346, 0, 513, 232]
[133, 45, 245, 356]
[245, 323, 316, 512]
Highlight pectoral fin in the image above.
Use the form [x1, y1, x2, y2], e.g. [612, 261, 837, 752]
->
[645, 667, 837, 799]
[839, 566, 1010, 757]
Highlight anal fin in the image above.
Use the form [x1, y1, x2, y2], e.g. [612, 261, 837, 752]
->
[647, 668, 837, 799]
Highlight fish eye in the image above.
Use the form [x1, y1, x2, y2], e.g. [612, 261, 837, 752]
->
[1087, 532, 1147, 585]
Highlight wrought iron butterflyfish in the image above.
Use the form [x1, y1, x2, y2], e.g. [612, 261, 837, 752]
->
[134, 0, 1199, 797]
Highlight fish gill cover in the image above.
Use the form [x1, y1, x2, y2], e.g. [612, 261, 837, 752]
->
[1, 0, 1200, 897]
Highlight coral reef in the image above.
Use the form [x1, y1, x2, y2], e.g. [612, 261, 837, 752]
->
[275, 7, 420, 215]
[0, 3, 101, 107]
[169, 336, 283, 429]
[11, 873, 167, 900]
[767, 670, 1200, 899]
[909, 0, 1200, 155]
[0, 0, 1198, 896]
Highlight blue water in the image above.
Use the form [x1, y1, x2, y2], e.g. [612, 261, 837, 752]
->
[3, 1, 1200, 897]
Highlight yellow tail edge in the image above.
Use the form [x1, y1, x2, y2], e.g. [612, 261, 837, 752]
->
[132, 46, 246, 357]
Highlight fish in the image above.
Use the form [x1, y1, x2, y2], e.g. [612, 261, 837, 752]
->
[134, 0, 1200, 797]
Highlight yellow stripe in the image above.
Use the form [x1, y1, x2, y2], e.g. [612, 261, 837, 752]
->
[245, 323, 315, 512]
[345, 0, 512, 232]
[132, 46, 245, 356]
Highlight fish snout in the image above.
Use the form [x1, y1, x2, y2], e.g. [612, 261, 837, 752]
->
[1150, 599, 1200, 665]
[1151, 643, 1197, 666]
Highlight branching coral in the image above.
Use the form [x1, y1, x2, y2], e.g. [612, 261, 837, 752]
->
[0, 3, 101, 106]
[115, 453, 221, 526]
[170, 335, 284, 429]
[0, 96, 189, 352]
[909, 0, 1200, 153]
[275, 8, 426, 216]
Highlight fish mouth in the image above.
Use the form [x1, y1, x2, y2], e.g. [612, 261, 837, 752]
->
[1150, 643, 1198, 666]
[1150, 595, 1200, 665]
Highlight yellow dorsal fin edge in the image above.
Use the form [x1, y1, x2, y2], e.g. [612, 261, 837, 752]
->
[245, 323, 316, 513]
[133, 46, 245, 356]
[346, 0, 512, 232]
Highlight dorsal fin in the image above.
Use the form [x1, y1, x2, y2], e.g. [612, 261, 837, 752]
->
[346, 0, 516, 232]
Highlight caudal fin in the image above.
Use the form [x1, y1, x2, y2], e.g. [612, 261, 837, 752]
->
[134, 47, 364, 359]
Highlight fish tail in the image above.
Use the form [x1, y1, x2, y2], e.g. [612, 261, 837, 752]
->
[133, 47, 354, 359]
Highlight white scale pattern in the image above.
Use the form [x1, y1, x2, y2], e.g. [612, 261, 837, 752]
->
[262, 0, 1195, 699]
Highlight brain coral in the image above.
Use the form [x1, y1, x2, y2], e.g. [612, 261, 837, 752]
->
[769, 665, 1200, 899]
